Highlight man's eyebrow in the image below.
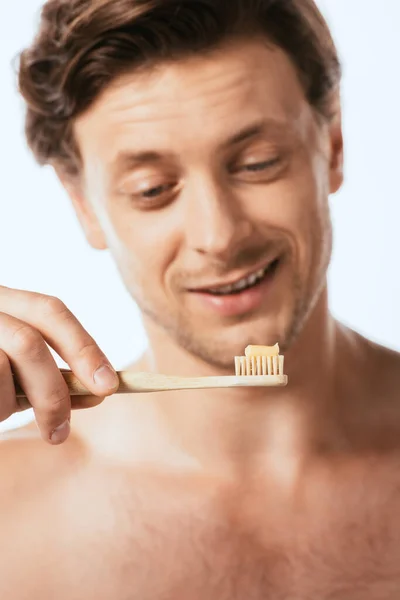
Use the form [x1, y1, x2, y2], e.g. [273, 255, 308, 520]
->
[224, 119, 292, 147]
[112, 151, 164, 173]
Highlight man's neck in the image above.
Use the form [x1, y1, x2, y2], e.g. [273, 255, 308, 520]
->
[137, 288, 343, 475]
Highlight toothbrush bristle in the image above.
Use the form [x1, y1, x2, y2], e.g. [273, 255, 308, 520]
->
[234, 351, 285, 376]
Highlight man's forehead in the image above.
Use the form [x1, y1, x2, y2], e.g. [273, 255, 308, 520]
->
[74, 38, 309, 161]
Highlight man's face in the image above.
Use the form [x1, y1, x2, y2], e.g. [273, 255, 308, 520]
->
[72, 39, 343, 369]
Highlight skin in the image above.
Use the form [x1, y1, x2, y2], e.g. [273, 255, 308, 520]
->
[1, 39, 400, 599]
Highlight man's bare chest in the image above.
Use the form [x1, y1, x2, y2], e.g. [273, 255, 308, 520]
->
[44, 498, 400, 600]
[5, 460, 400, 599]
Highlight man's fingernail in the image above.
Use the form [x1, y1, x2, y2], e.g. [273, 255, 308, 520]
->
[93, 364, 119, 390]
[50, 419, 70, 445]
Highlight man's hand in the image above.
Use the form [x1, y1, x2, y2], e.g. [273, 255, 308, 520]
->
[0, 286, 119, 444]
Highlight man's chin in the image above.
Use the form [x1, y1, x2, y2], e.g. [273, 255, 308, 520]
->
[177, 320, 289, 371]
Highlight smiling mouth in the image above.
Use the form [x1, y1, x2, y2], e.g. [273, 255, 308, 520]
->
[192, 258, 281, 296]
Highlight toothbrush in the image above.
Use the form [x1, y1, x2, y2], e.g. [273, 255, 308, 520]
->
[14, 344, 287, 398]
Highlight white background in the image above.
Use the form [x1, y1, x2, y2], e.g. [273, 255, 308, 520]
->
[1, 0, 399, 432]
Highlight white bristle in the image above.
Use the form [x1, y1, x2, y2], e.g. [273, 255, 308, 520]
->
[256, 356, 261, 376]
[240, 357, 246, 376]
[267, 356, 272, 375]
[273, 356, 278, 375]
[262, 356, 267, 375]
[251, 356, 255, 375]
[279, 355, 284, 375]
[235, 357, 240, 376]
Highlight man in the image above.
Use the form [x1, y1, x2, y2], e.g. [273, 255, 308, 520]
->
[1, 0, 399, 597]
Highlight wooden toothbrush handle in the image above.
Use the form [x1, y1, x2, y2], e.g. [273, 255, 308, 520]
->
[13, 370, 98, 398]
[14, 370, 288, 400]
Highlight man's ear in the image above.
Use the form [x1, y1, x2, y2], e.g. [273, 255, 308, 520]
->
[56, 169, 108, 250]
[327, 94, 344, 195]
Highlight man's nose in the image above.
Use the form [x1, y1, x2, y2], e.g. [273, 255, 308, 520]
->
[184, 178, 253, 261]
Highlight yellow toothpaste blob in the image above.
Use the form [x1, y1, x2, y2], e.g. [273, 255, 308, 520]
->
[244, 343, 280, 358]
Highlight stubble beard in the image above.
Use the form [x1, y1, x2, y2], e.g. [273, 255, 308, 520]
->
[136, 269, 310, 371]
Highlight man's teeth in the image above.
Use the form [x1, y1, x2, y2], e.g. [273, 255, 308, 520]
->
[208, 266, 269, 295]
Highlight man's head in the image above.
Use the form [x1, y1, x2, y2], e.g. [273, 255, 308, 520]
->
[19, 0, 343, 369]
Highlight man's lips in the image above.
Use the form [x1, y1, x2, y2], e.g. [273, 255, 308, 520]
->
[187, 257, 281, 294]
[186, 258, 281, 318]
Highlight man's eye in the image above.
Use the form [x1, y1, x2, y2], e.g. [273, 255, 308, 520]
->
[241, 158, 280, 172]
[141, 183, 175, 199]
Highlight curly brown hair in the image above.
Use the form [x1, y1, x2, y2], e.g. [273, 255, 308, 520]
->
[18, 0, 341, 177]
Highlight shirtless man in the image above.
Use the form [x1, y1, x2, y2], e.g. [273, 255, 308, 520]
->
[1, 0, 399, 598]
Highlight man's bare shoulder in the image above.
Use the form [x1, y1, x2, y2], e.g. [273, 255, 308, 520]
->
[368, 339, 400, 430]
[362, 335, 400, 392]
[0, 421, 46, 481]
[0, 422, 88, 514]
[340, 325, 400, 386]
[339, 328, 400, 449]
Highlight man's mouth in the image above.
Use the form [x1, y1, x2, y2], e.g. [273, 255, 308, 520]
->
[191, 258, 281, 297]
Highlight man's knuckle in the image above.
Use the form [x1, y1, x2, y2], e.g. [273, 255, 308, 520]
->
[44, 386, 70, 415]
[39, 295, 70, 319]
[11, 325, 43, 356]
[77, 340, 99, 361]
